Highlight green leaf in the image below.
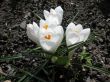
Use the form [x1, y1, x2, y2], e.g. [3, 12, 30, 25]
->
[68, 42, 84, 52]
[80, 48, 92, 65]
[0, 54, 24, 62]
[83, 64, 110, 76]
[17, 75, 28, 82]
[51, 56, 69, 66]
[51, 56, 58, 63]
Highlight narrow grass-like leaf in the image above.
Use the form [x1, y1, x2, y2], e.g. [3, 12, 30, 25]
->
[0, 54, 24, 62]
[22, 70, 47, 82]
[68, 42, 84, 52]
[71, 11, 79, 22]
[83, 64, 110, 76]
[33, 60, 48, 75]
[21, 47, 41, 54]
[12, 64, 47, 82]
[17, 75, 28, 82]
[31, 11, 42, 19]
[42, 68, 52, 82]
[0, 47, 42, 62]
[21, 60, 48, 81]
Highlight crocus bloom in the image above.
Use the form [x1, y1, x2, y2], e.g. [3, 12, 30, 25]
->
[27, 22, 39, 44]
[39, 23, 64, 53]
[27, 19, 64, 53]
[43, 6, 63, 26]
[66, 22, 90, 46]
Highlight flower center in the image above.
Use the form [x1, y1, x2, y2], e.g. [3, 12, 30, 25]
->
[44, 34, 52, 40]
[43, 23, 48, 30]
[73, 29, 80, 34]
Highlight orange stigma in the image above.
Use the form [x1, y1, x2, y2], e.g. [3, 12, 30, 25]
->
[44, 34, 52, 40]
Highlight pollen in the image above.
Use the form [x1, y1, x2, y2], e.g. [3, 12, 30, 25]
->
[73, 29, 80, 33]
[43, 23, 48, 30]
[44, 34, 52, 40]
[75, 30, 79, 33]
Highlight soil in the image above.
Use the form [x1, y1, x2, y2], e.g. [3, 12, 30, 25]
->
[0, 0, 110, 82]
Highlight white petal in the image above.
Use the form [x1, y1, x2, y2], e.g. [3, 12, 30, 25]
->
[27, 24, 34, 34]
[40, 41, 57, 53]
[75, 24, 83, 32]
[46, 7, 63, 25]
[66, 22, 75, 34]
[46, 15, 59, 26]
[33, 21, 39, 30]
[50, 8, 56, 15]
[26, 23, 39, 44]
[66, 32, 80, 46]
[48, 8, 60, 25]
[66, 22, 80, 46]
[55, 6, 63, 24]
[27, 24, 33, 29]
[80, 28, 90, 42]
[44, 10, 50, 19]
[39, 25, 64, 53]
[39, 19, 46, 28]
[52, 26, 64, 44]
[67, 22, 75, 29]
[55, 6, 63, 16]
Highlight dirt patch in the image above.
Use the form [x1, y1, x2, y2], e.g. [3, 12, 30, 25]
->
[0, 0, 110, 82]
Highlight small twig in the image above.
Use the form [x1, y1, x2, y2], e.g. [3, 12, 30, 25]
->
[31, 11, 42, 19]
[71, 11, 80, 22]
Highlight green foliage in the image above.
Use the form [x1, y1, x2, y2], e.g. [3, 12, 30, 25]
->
[0, 54, 24, 62]
[80, 47, 92, 65]
[83, 64, 110, 76]
[51, 56, 69, 66]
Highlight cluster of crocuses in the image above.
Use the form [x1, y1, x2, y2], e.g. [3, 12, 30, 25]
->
[26, 6, 90, 53]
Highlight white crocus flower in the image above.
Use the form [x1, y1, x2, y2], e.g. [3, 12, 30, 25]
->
[39, 24, 64, 53]
[27, 22, 39, 44]
[66, 22, 90, 46]
[26, 19, 64, 53]
[43, 6, 63, 25]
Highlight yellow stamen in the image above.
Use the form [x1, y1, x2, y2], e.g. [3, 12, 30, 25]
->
[44, 34, 52, 40]
[43, 23, 48, 30]
[74, 30, 80, 33]
[73, 29, 80, 33]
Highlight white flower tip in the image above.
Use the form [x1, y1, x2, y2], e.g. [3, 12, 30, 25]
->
[77, 24, 82, 27]
[87, 28, 91, 34]
[40, 19, 45, 23]
[84, 28, 91, 34]
[70, 22, 75, 25]
[50, 8, 56, 15]
[33, 21, 39, 28]
[27, 24, 33, 29]
[44, 10, 47, 13]
[44, 10, 50, 19]
[56, 6, 63, 12]
[44, 10, 49, 14]
[87, 28, 91, 31]
[32, 21, 38, 26]
[33, 21, 36, 26]
[83, 28, 91, 41]
[66, 22, 75, 29]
